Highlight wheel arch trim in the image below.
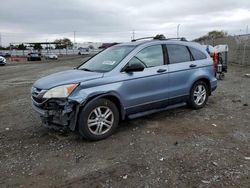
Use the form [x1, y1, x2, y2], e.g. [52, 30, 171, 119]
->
[190, 76, 211, 95]
[80, 91, 126, 120]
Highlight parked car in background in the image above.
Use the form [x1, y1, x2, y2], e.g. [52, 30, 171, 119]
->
[0, 51, 11, 58]
[44, 53, 58, 60]
[78, 48, 90, 55]
[0, 56, 6, 66]
[27, 52, 41, 61]
[31, 35, 217, 141]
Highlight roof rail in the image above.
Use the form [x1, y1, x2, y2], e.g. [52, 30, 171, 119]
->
[131, 34, 188, 42]
[131, 34, 166, 42]
[131, 36, 154, 42]
[166, 37, 188, 41]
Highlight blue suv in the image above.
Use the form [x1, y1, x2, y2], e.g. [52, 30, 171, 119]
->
[31, 35, 217, 140]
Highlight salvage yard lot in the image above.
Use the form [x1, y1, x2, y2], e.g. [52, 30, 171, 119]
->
[0, 57, 249, 187]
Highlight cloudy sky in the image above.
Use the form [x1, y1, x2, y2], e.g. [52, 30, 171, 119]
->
[0, 0, 250, 46]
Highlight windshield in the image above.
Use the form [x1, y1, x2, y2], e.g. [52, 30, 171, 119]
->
[78, 46, 135, 72]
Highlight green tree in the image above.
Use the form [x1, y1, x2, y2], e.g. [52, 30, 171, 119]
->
[33, 43, 43, 50]
[17, 44, 27, 50]
[0, 46, 6, 50]
[207, 30, 228, 38]
[194, 30, 228, 42]
[54, 38, 73, 49]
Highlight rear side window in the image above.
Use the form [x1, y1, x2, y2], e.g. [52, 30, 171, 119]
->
[189, 47, 207, 60]
[134, 45, 164, 68]
[166, 45, 192, 64]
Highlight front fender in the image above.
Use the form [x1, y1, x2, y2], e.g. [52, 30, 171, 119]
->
[68, 89, 126, 131]
[82, 91, 126, 119]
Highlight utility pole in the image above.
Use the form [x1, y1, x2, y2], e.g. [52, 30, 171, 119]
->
[74, 31, 76, 44]
[132, 30, 135, 40]
[247, 25, 249, 34]
[177, 24, 180, 38]
[73, 31, 76, 53]
[46, 39, 49, 54]
[0, 32, 2, 47]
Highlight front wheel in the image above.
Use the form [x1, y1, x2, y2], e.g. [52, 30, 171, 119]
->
[78, 98, 119, 141]
[188, 81, 209, 109]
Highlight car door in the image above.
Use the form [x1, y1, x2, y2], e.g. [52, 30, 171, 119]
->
[166, 44, 198, 104]
[119, 44, 169, 114]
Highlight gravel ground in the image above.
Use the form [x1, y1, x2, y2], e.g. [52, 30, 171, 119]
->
[0, 57, 249, 187]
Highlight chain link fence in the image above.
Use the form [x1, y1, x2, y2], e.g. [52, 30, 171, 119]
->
[198, 34, 250, 65]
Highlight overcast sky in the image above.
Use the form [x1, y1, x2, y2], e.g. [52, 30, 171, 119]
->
[0, 0, 250, 46]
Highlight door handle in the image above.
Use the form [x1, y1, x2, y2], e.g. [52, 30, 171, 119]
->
[189, 64, 197, 68]
[157, 69, 167, 73]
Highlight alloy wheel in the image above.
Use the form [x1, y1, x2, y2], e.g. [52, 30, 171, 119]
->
[87, 106, 114, 135]
[193, 85, 207, 106]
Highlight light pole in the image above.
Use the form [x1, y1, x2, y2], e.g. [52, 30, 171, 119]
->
[131, 30, 135, 41]
[0, 32, 2, 47]
[177, 24, 180, 38]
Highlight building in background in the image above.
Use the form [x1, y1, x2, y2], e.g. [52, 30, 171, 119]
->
[74, 42, 102, 50]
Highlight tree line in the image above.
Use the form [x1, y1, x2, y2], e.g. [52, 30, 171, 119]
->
[193, 30, 228, 42]
[0, 38, 73, 50]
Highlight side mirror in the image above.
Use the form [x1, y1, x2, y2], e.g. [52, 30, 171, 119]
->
[124, 63, 144, 73]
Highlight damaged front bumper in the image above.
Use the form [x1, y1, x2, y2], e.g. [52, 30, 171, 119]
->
[31, 97, 80, 131]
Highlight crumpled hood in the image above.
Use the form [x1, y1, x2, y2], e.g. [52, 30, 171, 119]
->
[34, 69, 103, 90]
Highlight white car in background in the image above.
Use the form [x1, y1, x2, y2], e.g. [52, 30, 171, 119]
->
[78, 48, 90, 55]
[0, 56, 6, 66]
[44, 53, 58, 60]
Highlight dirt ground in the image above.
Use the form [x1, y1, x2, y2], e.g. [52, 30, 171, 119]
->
[0, 56, 249, 188]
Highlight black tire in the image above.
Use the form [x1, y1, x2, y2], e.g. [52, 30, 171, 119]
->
[218, 73, 225, 80]
[78, 98, 119, 141]
[188, 81, 209, 109]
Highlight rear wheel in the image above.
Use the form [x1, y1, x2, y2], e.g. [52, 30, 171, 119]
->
[78, 98, 119, 141]
[188, 81, 209, 109]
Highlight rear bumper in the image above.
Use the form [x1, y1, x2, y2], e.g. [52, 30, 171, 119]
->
[210, 78, 217, 92]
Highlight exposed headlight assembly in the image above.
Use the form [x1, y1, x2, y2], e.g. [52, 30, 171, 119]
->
[43, 84, 78, 99]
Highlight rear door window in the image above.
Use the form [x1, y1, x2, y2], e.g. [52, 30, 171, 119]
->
[189, 47, 207, 60]
[166, 45, 192, 64]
